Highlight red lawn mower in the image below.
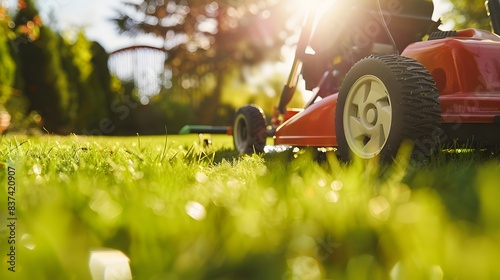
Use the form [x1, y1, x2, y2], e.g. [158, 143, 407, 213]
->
[232, 0, 500, 161]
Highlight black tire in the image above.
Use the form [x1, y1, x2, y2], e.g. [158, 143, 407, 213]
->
[335, 55, 442, 162]
[233, 105, 267, 154]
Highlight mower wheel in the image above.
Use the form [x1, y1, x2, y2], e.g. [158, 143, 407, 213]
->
[233, 105, 267, 154]
[336, 55, 442, 161]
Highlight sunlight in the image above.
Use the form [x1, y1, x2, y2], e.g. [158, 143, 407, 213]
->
[278, 0, 452, 102]
[275, 0, 339, 102]
[286, 0, 338, 39]
[289, 0, 334, 22]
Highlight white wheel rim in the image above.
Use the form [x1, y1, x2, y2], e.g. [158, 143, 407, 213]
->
[234, 114, 249, 152]
[343, 75, 392, 159]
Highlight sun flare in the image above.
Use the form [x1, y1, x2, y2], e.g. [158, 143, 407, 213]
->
[289, 0, 337, 27]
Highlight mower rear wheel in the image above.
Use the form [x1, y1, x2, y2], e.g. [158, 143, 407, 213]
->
[336, 55, 442, 161]
[233, 105, 267, 154]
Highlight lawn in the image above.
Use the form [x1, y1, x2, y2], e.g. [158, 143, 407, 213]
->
[1, 135, 499, 279]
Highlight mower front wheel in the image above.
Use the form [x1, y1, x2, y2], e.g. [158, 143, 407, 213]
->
[336, 55, 442, 161]
[233, 105, 267, 154]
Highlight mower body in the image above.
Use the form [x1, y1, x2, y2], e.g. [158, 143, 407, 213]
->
[274, 28, 500, 147]
[233, 0, 500, 157]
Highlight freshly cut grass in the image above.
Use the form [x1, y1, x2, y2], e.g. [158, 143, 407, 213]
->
[0, 135, 499, 279]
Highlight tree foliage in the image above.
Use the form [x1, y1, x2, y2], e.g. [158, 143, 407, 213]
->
[13, 0, 75, 133]
[113, 0, 292, 124]
[444, 0, 492, 30]
[4, 0, 124, 134]
[59, 33, 115, 132]
[0, 7, 16, 107]
[114, 0, 289, 71]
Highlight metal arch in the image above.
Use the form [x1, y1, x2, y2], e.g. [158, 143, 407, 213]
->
[108, 45, 169, 98]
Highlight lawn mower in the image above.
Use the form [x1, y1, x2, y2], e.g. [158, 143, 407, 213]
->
[232, 0, 500, 161]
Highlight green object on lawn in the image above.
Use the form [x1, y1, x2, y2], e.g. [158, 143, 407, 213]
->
[179, 125, 229, 135]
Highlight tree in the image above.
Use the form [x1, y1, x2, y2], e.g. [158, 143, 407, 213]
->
[11, 0, 122, 134]
[0, 6, 16, 108]
[444, 0, 492, 30]
[13, 0, 76, 133]
[59, 33, 116, 133]
[113, 0, 291, 124]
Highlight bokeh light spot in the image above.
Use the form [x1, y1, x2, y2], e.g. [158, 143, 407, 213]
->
[185, 201, 206, 221]
[369, 196, 391, 221]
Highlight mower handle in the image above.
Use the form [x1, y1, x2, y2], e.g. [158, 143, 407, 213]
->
[487, 0, 500, 35]
[278, 9, 315, 115]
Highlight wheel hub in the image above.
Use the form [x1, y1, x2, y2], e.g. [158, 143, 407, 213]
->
[364, 106, 378, 126]
[343, 75, 392, 159]
[234, 115, 249, 152]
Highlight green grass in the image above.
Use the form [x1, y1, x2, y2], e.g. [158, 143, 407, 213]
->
[1, 135, 500, 279]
